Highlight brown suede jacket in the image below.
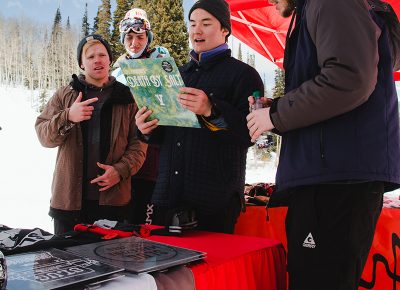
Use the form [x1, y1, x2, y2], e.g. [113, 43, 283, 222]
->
[35, 76, 147, 211]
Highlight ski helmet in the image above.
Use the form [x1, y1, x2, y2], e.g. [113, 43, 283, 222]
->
[119, 8, 153, 45]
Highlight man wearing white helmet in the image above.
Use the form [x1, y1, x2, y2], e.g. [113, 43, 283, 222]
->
[113, 8, 169, 75]
[112, 8, 169, 225]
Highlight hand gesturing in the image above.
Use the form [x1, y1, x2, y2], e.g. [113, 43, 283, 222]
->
[68, 92, 98, 123]
[90, 162, 121, 192]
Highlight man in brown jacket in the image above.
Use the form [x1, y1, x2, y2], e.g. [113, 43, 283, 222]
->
[35, 34, 147, 235]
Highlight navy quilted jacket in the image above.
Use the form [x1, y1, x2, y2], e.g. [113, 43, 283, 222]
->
[151, 50, 264, 214]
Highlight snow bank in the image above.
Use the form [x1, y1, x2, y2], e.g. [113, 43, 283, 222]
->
[0, 86, 56, 233]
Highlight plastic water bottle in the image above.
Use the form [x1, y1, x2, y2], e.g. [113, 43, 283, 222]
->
[251, 91, 273, 148]
[251, 90, 263, 112]
[0, 250, 6, 290]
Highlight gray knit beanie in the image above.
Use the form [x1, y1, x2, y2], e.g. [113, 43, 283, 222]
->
[77, 34, 113, 66]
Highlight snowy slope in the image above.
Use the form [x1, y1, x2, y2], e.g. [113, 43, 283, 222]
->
[0, 86, 56, 233]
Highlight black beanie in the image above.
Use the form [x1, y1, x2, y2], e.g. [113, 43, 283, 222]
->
[77, 34, 113, 67]
[189, 0, 231, 38]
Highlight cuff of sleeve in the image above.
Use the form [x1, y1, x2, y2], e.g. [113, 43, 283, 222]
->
[59, 121, 75, 136]
[269, 98, 281, 134]
[200, 116, 227, 131]
[113, 163, 129, 181]
[137, 129, 151, 143]
[203, 102, 221, 121]
[58, 109, 75, 136]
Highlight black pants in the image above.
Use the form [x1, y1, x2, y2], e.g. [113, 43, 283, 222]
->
[53, 201, 129, 235]
[285, 182, 384, 290]
[130, 179, 155, 224]
[150, 195, 242, 234]
[54, 218, 78, 236]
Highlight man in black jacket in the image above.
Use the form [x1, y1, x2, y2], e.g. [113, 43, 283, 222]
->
[247, 0, 400, 289]
[135, 0, 263, 233]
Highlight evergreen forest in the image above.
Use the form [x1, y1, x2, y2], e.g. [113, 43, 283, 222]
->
[0, 0, 189, 91]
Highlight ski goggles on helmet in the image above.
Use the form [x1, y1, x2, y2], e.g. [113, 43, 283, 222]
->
[119, 18, 150, 34]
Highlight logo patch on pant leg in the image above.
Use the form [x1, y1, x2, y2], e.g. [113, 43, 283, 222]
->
[303, 232, 316, 248]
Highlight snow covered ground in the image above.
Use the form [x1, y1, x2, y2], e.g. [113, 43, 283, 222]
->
[0, 86, 57, 233]
[0, 85, 277, 234]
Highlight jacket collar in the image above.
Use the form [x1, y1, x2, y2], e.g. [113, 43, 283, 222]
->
[190, 43, 229, 63]
[73, 74, 115, 90]
[181, 48, 231, 72]
[71, 74, 133, 105]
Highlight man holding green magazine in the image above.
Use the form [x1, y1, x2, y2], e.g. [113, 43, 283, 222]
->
[135, 0, 264, 233]
[112, 8, 170, 225]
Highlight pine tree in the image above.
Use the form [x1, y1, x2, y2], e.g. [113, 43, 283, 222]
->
[237, 43, 242, 61]
[92, 7, 99, 34]
[38, 89, 49, 113]
[263, 73, 270, 98]
[37, 29, 50, 89]
[271, 68, 285, 163]
[66, 17, 71, 30]
[51, 7, 62, 39]
[24, 55, 35, 90]
[134, 0, 189, 66]
[64, 16, 76, 87]
[229, 37, 235, 54]
[272, 68, 285, 98]
[49, 8, 63, 88]
[81, 3, 90, 37]
[95, 0, 112, 42]
[247, 53, 255, 68]
[111, 0, 134, 58]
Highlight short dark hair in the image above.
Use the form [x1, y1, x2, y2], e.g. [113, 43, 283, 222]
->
[189, 0, 231, 40]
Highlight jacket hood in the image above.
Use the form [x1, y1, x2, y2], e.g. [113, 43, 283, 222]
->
[70, 74, 133, 105]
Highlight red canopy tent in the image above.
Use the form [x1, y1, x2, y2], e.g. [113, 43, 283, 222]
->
[227, 0, 400, 80]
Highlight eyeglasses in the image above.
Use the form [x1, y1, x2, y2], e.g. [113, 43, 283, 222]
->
[119, 18, 150, 34]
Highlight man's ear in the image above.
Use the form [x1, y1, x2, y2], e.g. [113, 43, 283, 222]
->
[80, 65, 85, 70]
[222, 27, 229, 37]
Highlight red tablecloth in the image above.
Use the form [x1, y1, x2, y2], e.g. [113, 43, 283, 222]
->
[235, 206, 400, 290]
[149, 231, 287, 290]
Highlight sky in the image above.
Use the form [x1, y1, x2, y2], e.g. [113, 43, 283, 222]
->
[1, 0, 193, 28]
[3, 0, 104, 27]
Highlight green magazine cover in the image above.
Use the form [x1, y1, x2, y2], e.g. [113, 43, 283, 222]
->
[119, 57, 200, 128]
